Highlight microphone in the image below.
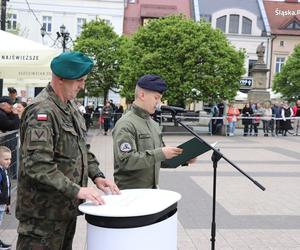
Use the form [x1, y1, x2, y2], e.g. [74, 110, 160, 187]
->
[157, 104, 186, 113]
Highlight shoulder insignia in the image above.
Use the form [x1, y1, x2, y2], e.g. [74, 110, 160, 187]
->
[120, 142, 132, 152]
[30, 128, 48, 142]
[37, 113, 48, 121]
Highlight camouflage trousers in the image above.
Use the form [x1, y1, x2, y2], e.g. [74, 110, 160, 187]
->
[16, 217, 77, 250]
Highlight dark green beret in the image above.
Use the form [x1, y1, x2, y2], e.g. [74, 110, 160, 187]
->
[137, 74, 167, 94]
[50, 51, 94, 80]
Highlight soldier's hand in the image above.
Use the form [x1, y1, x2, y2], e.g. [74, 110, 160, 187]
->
[94, 178, 121, 195]
[77, 187, 105, 205]
[162, 147, 183, 159]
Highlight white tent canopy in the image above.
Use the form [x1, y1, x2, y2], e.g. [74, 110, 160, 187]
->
[0, 30, 60, 86]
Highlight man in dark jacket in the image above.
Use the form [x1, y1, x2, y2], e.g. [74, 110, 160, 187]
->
[0, 96, 20, 133]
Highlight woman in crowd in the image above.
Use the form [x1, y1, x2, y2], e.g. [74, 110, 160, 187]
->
[262, 102, 273, 136]
[226, 103, 240, 136]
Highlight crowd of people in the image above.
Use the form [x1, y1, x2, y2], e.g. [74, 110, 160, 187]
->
[225, 100, 300, 137]
[76, 99, 124, 135]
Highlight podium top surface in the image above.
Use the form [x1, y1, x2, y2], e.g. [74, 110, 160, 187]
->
[79, 189, 181, 218]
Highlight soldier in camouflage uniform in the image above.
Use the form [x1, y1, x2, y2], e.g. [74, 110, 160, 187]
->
[16, 52, 120, 250]
[113, 74, 183, 189]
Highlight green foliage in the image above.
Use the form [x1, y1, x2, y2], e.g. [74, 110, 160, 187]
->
[119, 15, 245, 104]
[74, 19, 121, 100]
[273, 44, 300, 100]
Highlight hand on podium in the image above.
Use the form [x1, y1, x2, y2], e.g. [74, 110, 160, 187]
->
[77, 187, 106, 205]
[94, 177, 121, 195]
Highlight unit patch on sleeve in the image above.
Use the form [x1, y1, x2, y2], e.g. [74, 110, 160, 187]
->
[119, 142, 132, 152]
[30, 128, 48, 142]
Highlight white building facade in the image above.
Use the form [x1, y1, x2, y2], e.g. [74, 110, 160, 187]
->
[7, 0, 125, 50]
[193, 0, 272, 92]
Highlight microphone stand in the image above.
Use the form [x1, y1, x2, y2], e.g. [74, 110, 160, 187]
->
[167, 110, 265, 250]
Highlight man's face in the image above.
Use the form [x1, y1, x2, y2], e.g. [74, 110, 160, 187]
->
[0, 152, 12, 169]
[143, 90, 162, 114]
[61, 76, 86, 101]
[0, 102, 13, 113]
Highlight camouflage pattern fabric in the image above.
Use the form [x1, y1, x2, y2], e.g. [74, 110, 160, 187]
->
[16, 84, 104, 246]
[17, 218, 76, 250]
[112, 104, 166, 189]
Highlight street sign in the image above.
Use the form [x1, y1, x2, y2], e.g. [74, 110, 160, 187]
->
[240, 78, 253, 88]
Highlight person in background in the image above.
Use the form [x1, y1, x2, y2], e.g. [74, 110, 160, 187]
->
[210, 103, 219, 135]
[281, 101, 293, 136]
[84, 103, 94, 131]
[102, 101, 113, 135]
[271, 102, 282, 136]
[0, 96, 23, 133]
[76, 101, 86, 115]
[16, 51, 120, 250]
[241, 103, 253, 136]
[8, 88, 20, 105]
[114, 104, 124, 126]
[0, 146, 12, 250]
[226, 103, 240, 136]
[292, 100, 300, 136]
[113, 74, 184, 189]
[262, 102, 273, 136]
[250, 103, 263, 136]
[26, 97, 33, 105]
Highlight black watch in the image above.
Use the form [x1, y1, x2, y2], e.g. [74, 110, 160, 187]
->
[92, 172, 106, 182]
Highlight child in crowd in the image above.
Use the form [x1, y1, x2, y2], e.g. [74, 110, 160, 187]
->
[0, 146, 12, 250]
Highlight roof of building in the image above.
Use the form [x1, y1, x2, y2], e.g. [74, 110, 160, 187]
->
[264, 1, 300, 35]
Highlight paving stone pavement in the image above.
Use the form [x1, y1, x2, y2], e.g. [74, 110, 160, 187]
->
[1, 129, 300, 250]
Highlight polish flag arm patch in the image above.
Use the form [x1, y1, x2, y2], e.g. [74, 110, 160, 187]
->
[37, 113, 48, 121]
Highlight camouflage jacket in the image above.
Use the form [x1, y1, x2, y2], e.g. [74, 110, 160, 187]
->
[16, 84, 103, 221]
[112, 104, 166, 189]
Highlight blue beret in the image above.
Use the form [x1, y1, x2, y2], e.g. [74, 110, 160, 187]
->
[137, 74, 167, 94]
[50, 51, 94, 80]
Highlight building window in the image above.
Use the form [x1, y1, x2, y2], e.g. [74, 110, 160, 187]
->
[248, 59, 257, 77]
[286, 21, 300, 30]
[128, 0, 136, 3]
[275, 57, 285, 73]
[242, 16, 252, 34]
[216, 15, 226, 32]
[42, 16, 52, 33]
[77, 18, 86, 35]
[229, 14, 239, 34]
[200, 14, 212, 23]
[7, 13, 17, 30]
[280, 41, 284, 47]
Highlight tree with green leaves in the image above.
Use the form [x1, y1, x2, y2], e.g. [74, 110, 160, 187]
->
[74, 19, 121, 101]
[273, 44, 300, 100]
[119, 15, 245, 105]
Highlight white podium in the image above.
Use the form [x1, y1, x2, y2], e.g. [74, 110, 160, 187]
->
[79, 189, 181, 250]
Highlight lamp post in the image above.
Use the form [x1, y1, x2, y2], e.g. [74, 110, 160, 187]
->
[40, 24, 71, 52]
